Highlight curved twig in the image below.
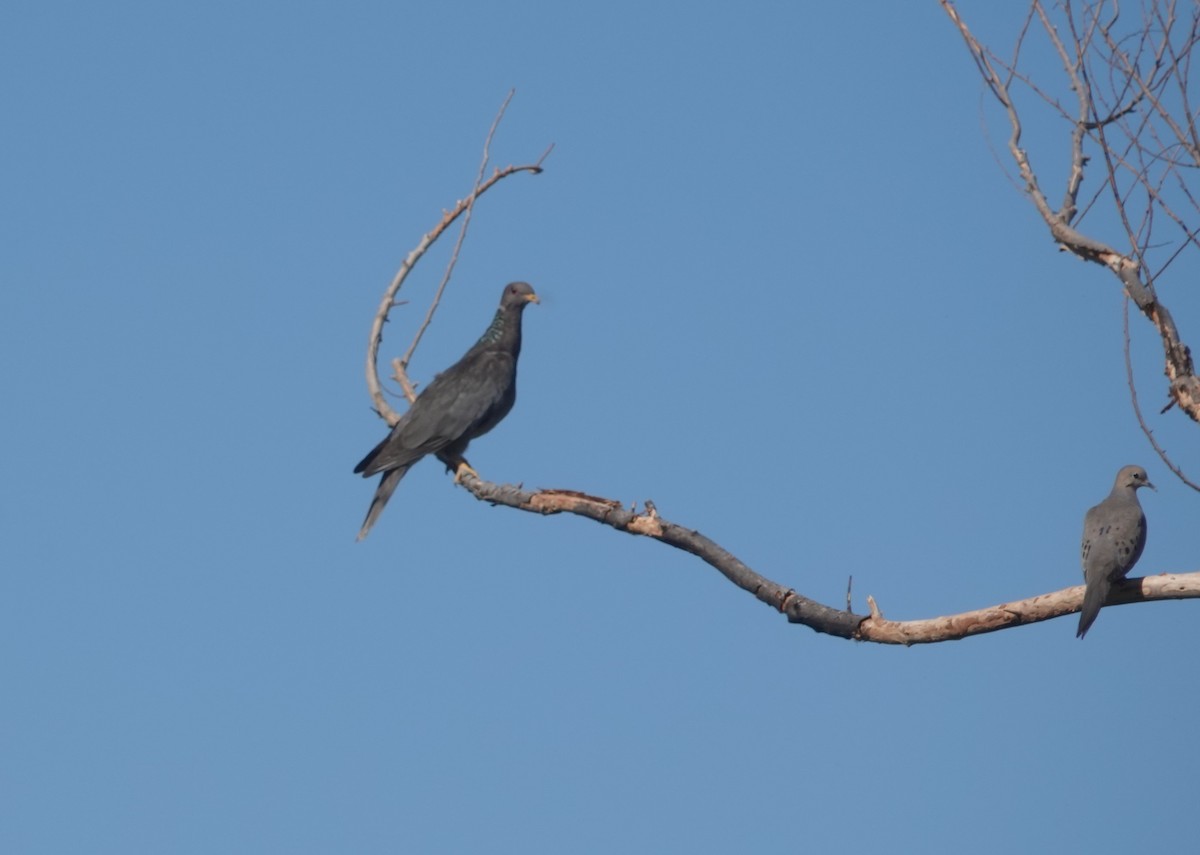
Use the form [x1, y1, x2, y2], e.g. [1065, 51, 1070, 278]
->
[452, 471, 1200, 644]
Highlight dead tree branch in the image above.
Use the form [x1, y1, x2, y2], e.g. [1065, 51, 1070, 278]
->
[454, 472, 1200, 644]
[940, 0, 1200, 487]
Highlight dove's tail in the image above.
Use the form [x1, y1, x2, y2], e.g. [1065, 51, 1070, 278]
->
[1076, 578, 1111, 639]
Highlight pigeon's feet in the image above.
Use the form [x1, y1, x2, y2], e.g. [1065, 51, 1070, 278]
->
[454, 460, 480, 484]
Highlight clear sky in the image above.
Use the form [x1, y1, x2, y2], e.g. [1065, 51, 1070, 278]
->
[4, 2, 1197, 853]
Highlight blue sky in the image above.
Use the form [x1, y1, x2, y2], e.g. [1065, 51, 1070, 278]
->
[3, 2, 1197, 852]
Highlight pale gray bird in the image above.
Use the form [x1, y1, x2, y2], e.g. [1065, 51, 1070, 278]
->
[1077, 465, 1154, 638]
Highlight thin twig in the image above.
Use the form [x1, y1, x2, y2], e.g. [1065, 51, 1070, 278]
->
[396, 90, 516, 390]
[1122, 295, 1200, 490]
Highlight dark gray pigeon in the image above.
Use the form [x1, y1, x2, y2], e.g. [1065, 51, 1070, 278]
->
[354, 281, 539, 540]
[1077, 465, 1154, 638]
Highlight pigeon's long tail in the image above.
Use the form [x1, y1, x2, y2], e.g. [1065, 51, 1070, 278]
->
[356, 466, 409, 541]
[1076, 577, 1111, 639]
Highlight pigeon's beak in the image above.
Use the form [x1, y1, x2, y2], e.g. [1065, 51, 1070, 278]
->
[525, 293, 540, 305]
[1146, 479, 1157, 491]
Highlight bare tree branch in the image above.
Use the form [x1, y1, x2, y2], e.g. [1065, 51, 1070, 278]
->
[859, 572, 1200, 644]
[940, 0, 1200, 489]
[452, 471, 1200, 644]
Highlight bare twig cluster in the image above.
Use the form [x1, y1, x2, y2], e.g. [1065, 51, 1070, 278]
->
[940, 0, 1200, 488]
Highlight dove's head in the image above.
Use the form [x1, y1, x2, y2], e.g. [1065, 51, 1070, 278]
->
[1116, 465, 1155, 492]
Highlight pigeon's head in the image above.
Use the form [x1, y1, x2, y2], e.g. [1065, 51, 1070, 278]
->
[501, 281, 539, 310]
[1117, 465, 1155, 492]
